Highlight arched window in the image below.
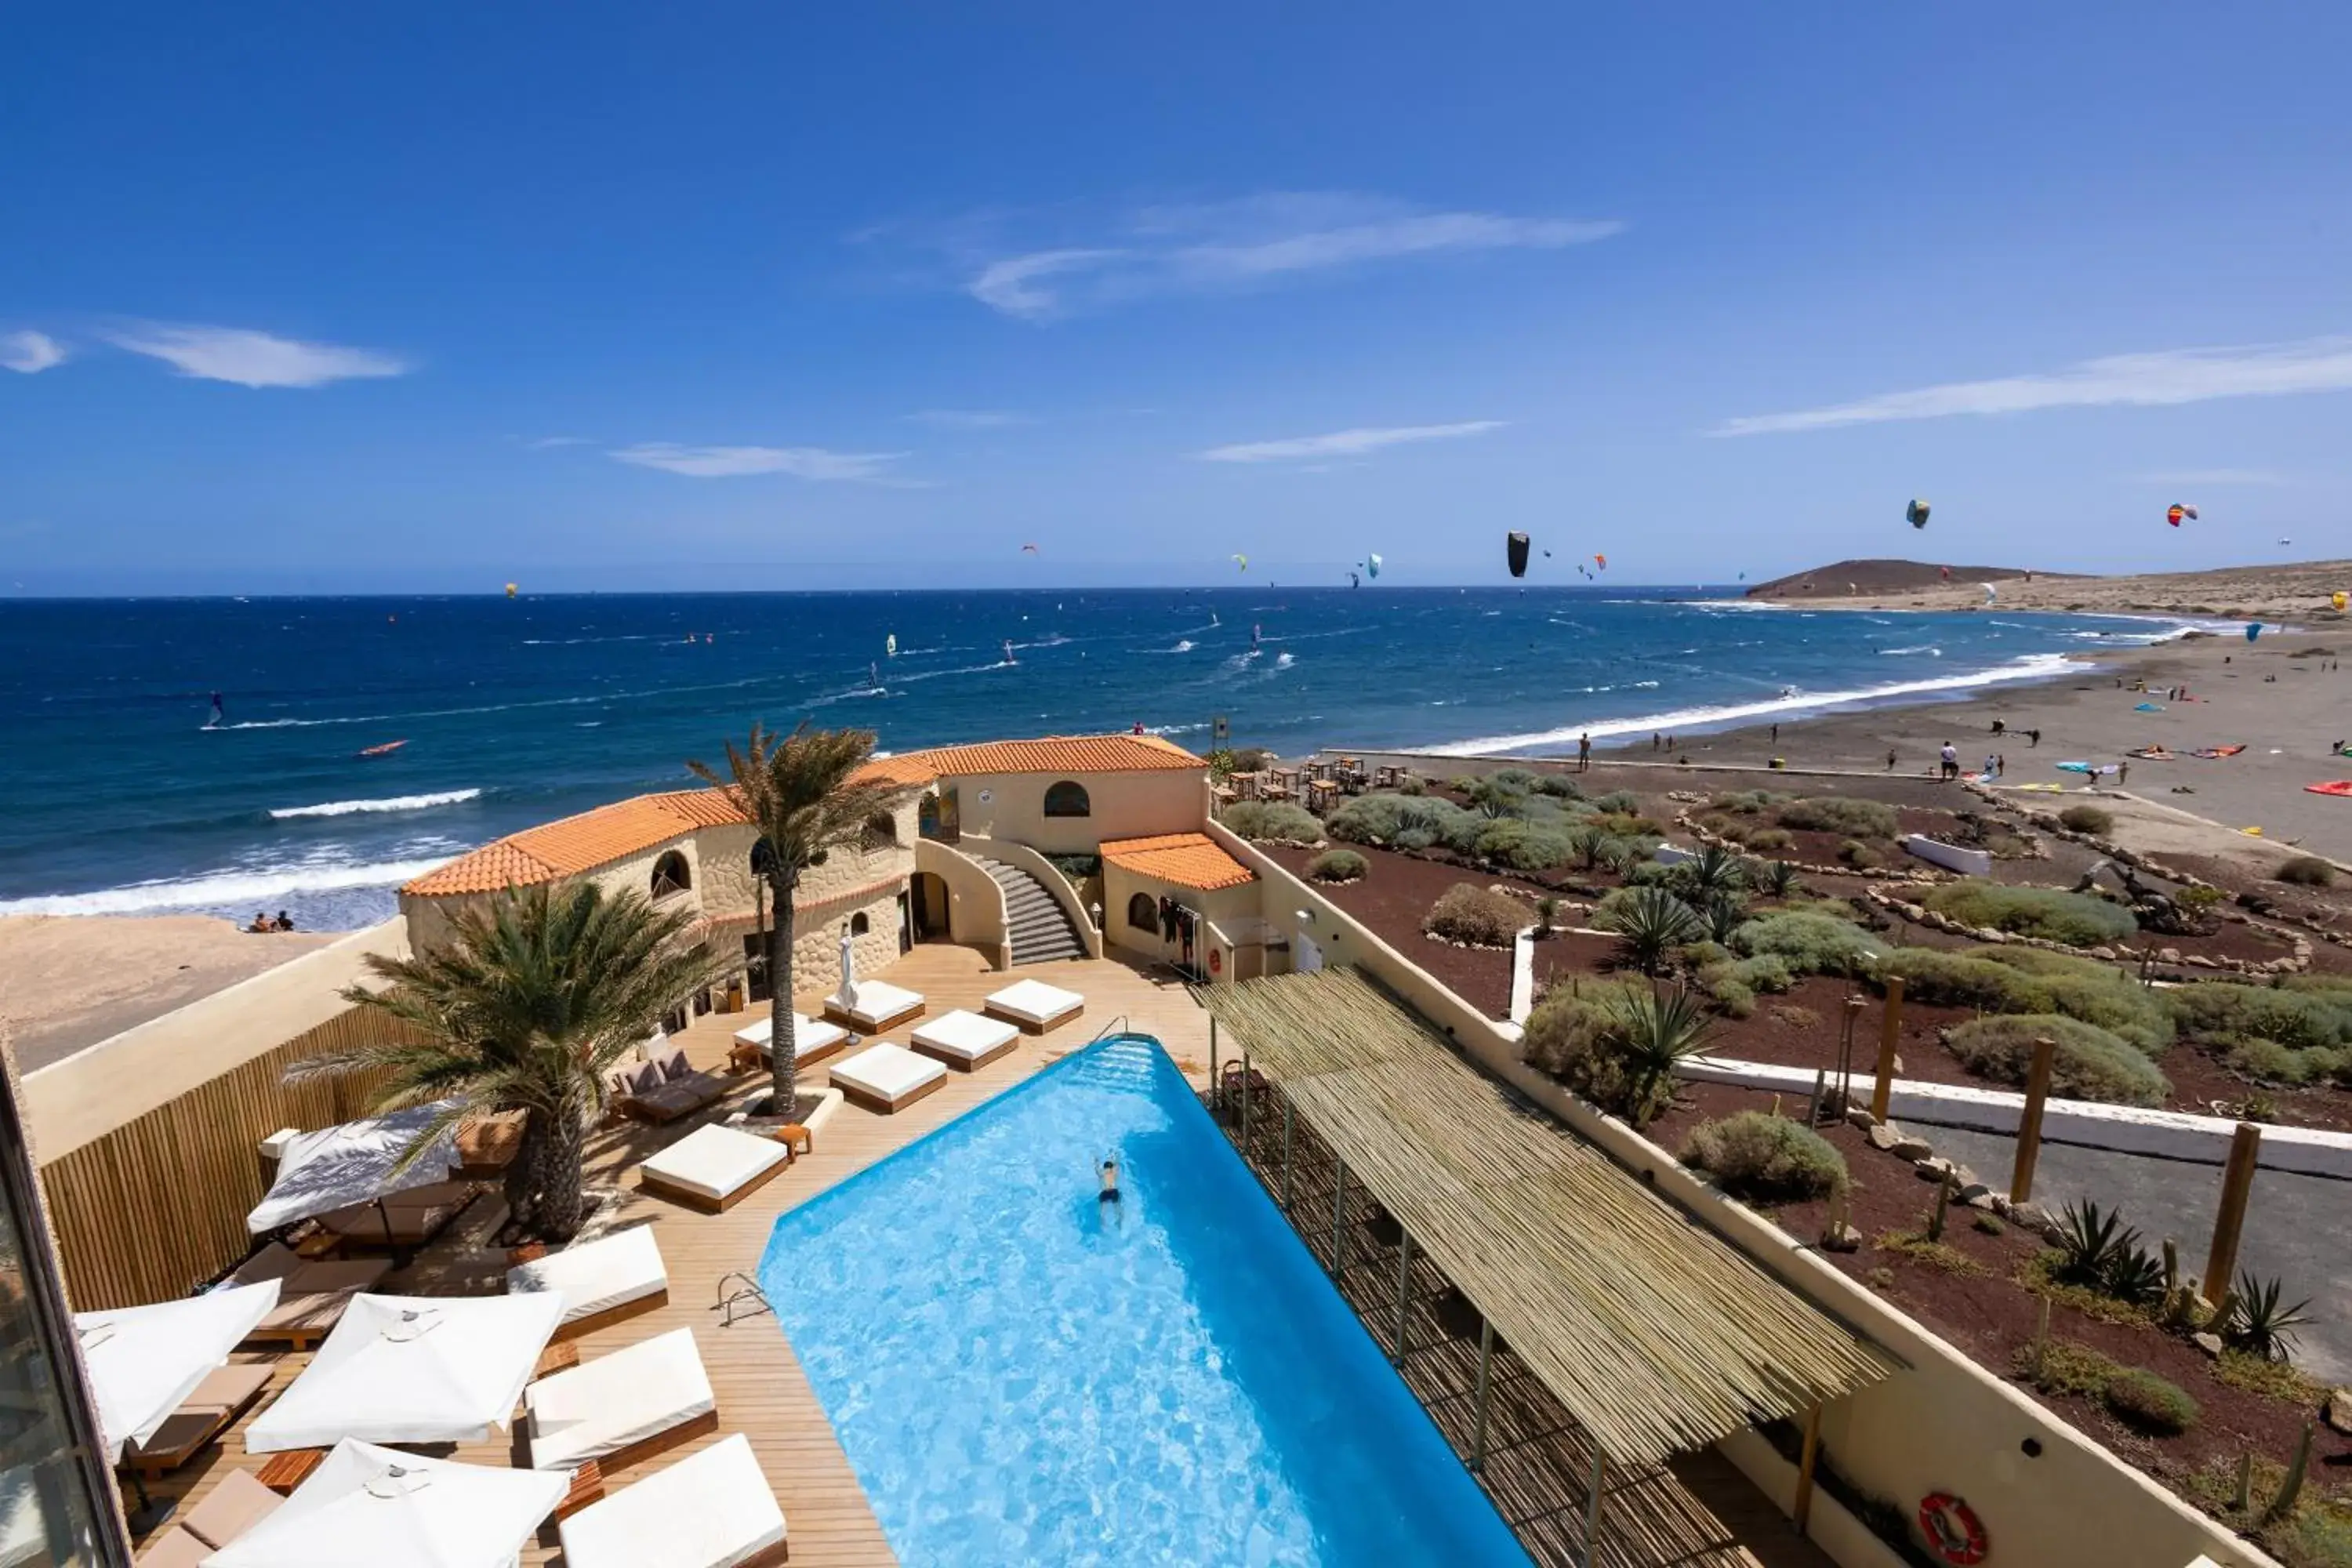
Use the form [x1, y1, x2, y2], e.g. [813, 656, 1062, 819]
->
[650, 850, 691, 899]
[850, 911, 871, 937]
[860, 810, 898, 851]
[1044, 780, 1091, 818]
[1127, 893, 1158, 932]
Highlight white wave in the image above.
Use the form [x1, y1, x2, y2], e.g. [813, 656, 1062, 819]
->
[1420, 652, 2082, 757]
[1145, 722, 1207, 736]
[1273, 652, 1295, 669]
[1878, 644, 1942, 656]
[270, 789, 481, 819]
[0, 853, 459, 918]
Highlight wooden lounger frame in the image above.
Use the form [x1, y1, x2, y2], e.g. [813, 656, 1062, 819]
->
[551, 1287, 671, 1343]
[637, 1151, 790, 1214]
[983, 998, 1083, 1036]
[909, 1032, 1019, 1073]
[822, 994, 925, 1033]
[831, 1068, 947, 1115]
[125, 1366, 274, 1477]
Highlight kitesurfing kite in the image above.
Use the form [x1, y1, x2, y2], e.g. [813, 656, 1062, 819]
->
[1232, 554, 1249, 572]
[504, 582, 517, 598]
[886, 632, 898, 658]
[1021, 543, 1039, 554]
[1593, 554, 1606, 571]
[1907, 499, 1930, 530]
[1506, 532, 1531, 579]
[2334, 591, 2348, 612]
[2246, 622, 2264, 643]
[1366, 553, 1382, 579]
[1981, 583, 1998, 605]
[1939, 565, 1952, 582]
[2167, 504, 2198, 528]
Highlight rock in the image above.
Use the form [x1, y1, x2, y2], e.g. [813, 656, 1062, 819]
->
[1821, 1222, 1862, 1253]
[1915, 1156, 1962, 1183]
[1846, 1106, 1878, 1131]
[1979, 927, 2010, 943]
[2089, 946, 2116, 960]
[2005, 1200, 2058, 1237]
[1868, 1123, 1933, 1161]
[2324, 1389, 2352, 1438]
[2192, 1332, 2225, 1359]
[1959, 1182, 1998, 1210]
[2159, 947, 2183, 964]
[1891, 1053, 1906, 1074]
[2184, 953, 2216, 968]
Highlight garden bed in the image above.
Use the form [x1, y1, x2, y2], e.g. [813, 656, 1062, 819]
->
[1257, 840, 1541, 1018]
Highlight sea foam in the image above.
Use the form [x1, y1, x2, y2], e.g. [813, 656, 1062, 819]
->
[269, 789, 481, 819]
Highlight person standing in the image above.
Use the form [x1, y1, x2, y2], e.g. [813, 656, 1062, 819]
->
[1577, 732, 1591, 772]
[1939, 741, 1958, 780]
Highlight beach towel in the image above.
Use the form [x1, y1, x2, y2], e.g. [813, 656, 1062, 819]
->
[2133, 702, 2165, 713]
[2016, 782, 2067, 793]
[2054, 761, 2114, 775]
[2189, 745, 2247, 760]
[2125, 746, 2176, 760]
[2307, 781, 2352, 798]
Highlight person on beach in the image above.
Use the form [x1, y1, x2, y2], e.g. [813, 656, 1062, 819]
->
[274, 910, 295, 931]
[1983, 754, 1997, 780]
[246, 912, 272, 934]
[2028, 728, 2041, 748]
[1939, 742, 1958, 780]
[2118, 760, 2130, 786]
[1577, 733, 1591, 771]
[1886, 748, 1899, 772]
[1769, 724, 1778, 743]
[1997, 753, 2007, 777]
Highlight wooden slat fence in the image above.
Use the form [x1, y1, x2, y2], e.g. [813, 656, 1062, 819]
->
[39, 1006, 408, 1311]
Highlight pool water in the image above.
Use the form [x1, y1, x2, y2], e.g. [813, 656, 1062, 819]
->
[757, 1035, 1530, 1566]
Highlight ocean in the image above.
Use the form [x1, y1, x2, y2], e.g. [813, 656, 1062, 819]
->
[0, 589, 2194, 931]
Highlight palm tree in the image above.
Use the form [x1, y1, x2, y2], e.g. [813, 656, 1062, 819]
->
[688, 723, 908, 1120]
[295, 884, 724, 1242]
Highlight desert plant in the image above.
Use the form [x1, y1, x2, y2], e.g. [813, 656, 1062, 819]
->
[2103, 1370, 2199, 1435]
[1220, 799, 1324, 844]
[1838, 838, 1886, 870]
[1920, 883, 2139, 948]
[1602, 985, 1716, 1126]
[1601, 886, 1703, 975]
[1944, 1015, 2169, 1106]
[1534, 895, 1559, 936]
[2275, 855, 2336, 887]
[2052, 1200, 2146, 1293]
[2060, 804, 2116, 835]
[1323, 792, 1472, 850]
[1470, 816, 1579, 872]
[1756, 858, 1801, 897]
[1685, 841, 1748, 897]
[2221, 1271, 2314, 1363]
[1591, 789, 1642, 814]
[1778, 796, 1900, 838]
[2227, 1039, 2349, 1087]
[1305, 848, 1367, 884]
[1682, 1111, 1848, 1202]
[1424, 883, 1529, 947]
[2174, 982, 2352, 1053]
[1700, 892, 1749, 946]
[1744, 826, 1796, 854]
[1729, 910, 1887, 975]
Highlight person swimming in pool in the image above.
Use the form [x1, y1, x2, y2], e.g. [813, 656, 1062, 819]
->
[1098, 1156, 1121, 1203]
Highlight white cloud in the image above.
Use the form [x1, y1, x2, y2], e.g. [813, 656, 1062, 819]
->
[958, 193, 1620, 319]
[608, 443, 909, 481]
[903, 409, 1030, 429]
[0, 331, 67, 374]
[522, 434, 592, 449]
[2132, 467, 2288, 487]
[103, 322, 408, 388]
[1198, 420, 1504, 464]
[1716, 335, 2352, 436]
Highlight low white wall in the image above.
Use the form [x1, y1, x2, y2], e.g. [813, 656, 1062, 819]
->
[913, 840, 1010, 969]
[1903, 834, 1993, 876]
[1681, 1054, 2352, 1178]
[1206, 820, 2280, 1568]
[964, 835, 1105, 957]
[1718, 1428, 1913, 1568]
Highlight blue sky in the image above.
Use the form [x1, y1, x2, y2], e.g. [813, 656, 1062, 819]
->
[5, 4, 2349, 593]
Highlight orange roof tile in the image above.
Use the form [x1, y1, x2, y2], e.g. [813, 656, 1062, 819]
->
[1100, 833, 1257, 891]
[402, 790, 746, 897]
[854, 754, 942, 787]
[885, 733, 1203, 779]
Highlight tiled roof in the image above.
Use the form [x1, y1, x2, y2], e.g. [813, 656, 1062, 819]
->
[1100, 833, 1257, 891]
[402, 791, 746, 896]
[854, 754, 943, 788]
[867, 733, 1203, 782]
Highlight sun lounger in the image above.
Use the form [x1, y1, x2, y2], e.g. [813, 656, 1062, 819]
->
[507, 1226, 669, 1340]
[822, 979, 925, 1033]
[983, 978, 1084, 1033]
[558, 1432, 787, 1568]
[909, 1009, 1020, 1072]
[316, 1180, 477, 1250]
[613, 1046, 735, 1124]
[637, 1124, 792, 1213]
[123, 1362, 274, 1475]
[526, 1327, 718, 1475]
[135, 1470, 283, 1566]
[730, 1012, 851, 1067]
[829, 1042, 947, 1112]
[230, 1244, 392, 1349]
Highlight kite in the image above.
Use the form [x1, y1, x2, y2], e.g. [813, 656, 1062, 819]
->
[1232, 554, 1249, 572]
[1907, 499, 1930, 529]
[1594, 554, 1607, 570]
[1367, 554, 1383, 579]
[504, 583, 517, 598]
[2167, 503, 2198, 528]
[2246, 622, 2263, 643]
[1506, 532, 1531, 579]
[1981, 583, 1998, 605]
[1020, 543, 1039, 554]
[2333, 591, 2348, 612]
[1939, 565, 1951, 582]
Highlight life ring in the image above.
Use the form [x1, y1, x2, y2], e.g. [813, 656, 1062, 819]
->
[1209, 948, 1224, 975]
[1917, 1493, 1987, 1565]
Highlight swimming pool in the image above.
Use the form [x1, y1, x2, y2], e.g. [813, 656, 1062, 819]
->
[757, 1035, 1529, 1566]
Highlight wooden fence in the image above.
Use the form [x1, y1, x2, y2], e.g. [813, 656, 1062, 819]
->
[39, 1006, 407, 1312]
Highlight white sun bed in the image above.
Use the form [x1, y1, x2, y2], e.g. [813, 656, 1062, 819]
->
[822, 979, 925, 1033]
[827, 1042, 948, 1113]
[729, 1011, 850, 1066]
[983, 977, 1086, 1033]
[558, 1432, 786, 1568]
[909, 1009, 1021, 1072]
[527, 1327, 717, 1475]
[636, 1124, 791, 1214]
[507, 1226, 668, 1339]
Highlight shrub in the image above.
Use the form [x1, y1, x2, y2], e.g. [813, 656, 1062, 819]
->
[2276, 855, 2336, 887]
[1729, 911, 1887, 975]
[1732, 953, 1795, 994]
[1325, 793, 1474, 851]
[2227, 1039, 2347, 1086]
[1700, 892, 1748, 946]
[1522, 982, 1711, 1127]
[1744, 826, 1795, 853]
[1221, 800, 1323, 844]
[2220, 1271, 2313, 1363]
[1684, 842, 1748, 897]
[1590, 789, 1642, 814]
[1532, 773, 1586, 800]
[1778, 796, 1899, 838]
[2173, 982, 2352, 1053]
[1304, 848, 1367, 884]
[1424, 883, 1528, 947]
[1838, 837, 1886, 870]
[1944, 1016, 2169, 1105]
[2102, 1370, 2199, 1436]
[2051, 1200, 2164, 1305]
[2059, 804, 2115, 835]
[1599, 886, 1703, 975]
[1883, 948, 2173, 1052]
[1469, 817, 1579, 872]
[1700, 969, 1756, 1018]
[1682, 1112, 1848, 1202]
[1754, 857, 1800, 895]
[1920, 883, 2139, 947]
[1708, 789, 1784, 816]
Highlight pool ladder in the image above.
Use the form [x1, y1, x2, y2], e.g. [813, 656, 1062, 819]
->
[713, 1271, 774, 1327]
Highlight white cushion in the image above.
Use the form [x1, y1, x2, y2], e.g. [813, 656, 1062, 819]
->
[730, 1013, 848, 1058]
[559, 1432, 785, 1568]
[637, 1125, 788, 1203]
[834, 980, 921, 1026]
[829, 1043, 946, 1102]
[506, 1227, 666, 1328]
[985, 978, 1083, 1025]
[911, 1009, 1018, 1064]
[527, 1328, 714, 1473]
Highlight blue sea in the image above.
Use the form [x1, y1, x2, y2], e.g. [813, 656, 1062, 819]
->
[0, 589, 2192, 930]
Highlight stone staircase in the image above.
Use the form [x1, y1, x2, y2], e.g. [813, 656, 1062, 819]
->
[973, 855, 1087, 965]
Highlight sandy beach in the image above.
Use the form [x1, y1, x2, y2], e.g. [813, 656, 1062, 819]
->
[0, 914, 333, 1072]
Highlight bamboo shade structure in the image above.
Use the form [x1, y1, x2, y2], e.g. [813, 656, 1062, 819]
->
[1200, 967, 1896, 1468]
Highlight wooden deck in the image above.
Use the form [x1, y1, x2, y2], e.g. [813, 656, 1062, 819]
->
[125, 941, 1820, 1567]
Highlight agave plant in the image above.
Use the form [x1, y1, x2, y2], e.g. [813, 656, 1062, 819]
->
[2103, 1240, 2168, 1308]
[1569, 825, 1609, 871]
[1602, 984, 1715, 1127]
[1759, 859, 1801, 898]
[2220, 1271, 2312, 1363]
[1702, 892, 1748, 946]
[1602, 886, 1704, 976]
[1686, 842, 1748, 898]
[2053, 1200, 2143, 1292]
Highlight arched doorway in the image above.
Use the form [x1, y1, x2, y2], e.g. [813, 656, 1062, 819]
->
[910, 871, 953, 940]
